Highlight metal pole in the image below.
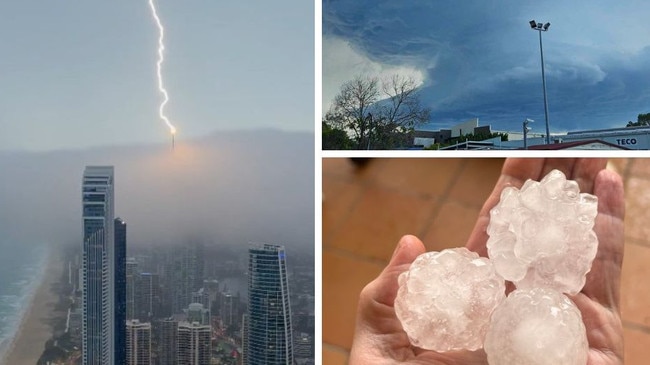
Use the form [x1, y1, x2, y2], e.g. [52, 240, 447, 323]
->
[539, 30, 550, 144]
[523, 121, 528, 150]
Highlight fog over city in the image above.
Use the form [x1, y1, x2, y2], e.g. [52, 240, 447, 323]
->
[0, 129, 314, 253]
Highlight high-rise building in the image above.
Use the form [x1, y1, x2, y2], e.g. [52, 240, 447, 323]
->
[219, 292, 238, 327]
[82, 166, 115, 365]
[126, 258, 138, 320]
[115, 218, 127, 365]
[126, 320, 151, 365]
[192, 288, 211, 314]
[245, 244, 293, 365]
[177, 321, 211, 365]
[294, 332, 314, 359]
[241, 314, 249, 365]
[158, 317, 179, 365]
[166, 245, 201, 315]
[137, 272, 160, 321]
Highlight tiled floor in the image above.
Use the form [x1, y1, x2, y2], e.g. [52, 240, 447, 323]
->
[322, 158, 650, 365]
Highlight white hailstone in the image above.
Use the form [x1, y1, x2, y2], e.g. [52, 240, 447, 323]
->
[394, 247, 505, 351]
[486, 169, 598, 295]
[484, 288, 588, 365]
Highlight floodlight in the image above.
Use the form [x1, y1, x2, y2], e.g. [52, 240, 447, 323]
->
[529, 20, 537, 28]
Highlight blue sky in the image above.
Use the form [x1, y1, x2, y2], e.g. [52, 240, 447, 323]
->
[0, 0, 313, 151]
[323, 0, 650, 134]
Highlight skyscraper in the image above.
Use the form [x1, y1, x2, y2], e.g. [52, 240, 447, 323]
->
[177, 321, 211, 365]
[115, 218, 127, 365]
[126, 320, 151, 365]
[126, 258, 138, 320]
[136, 272, 160, 321]
[219, 292, 238, 327]
[166, 244, 203, 315]
[246, 244, 293, 365]
[82, 168, 126, 365]
[82, 166, 115, 365]
[158, 317, 179, 365]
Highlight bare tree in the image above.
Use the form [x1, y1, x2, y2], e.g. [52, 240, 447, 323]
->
[324, 74, 431, 149]
[380, 74, 431, 128]
[326, 75, 379, 149]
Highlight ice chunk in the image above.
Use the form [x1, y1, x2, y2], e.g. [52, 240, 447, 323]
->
[394, 248, 505, 351]
[484, 288, 588, 365]
[486, 169, 598, 294]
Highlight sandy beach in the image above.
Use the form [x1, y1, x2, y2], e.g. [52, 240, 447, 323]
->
[1, 252, 65, 365]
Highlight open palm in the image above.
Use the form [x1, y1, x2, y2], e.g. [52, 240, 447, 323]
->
[349, 158, 624, 365]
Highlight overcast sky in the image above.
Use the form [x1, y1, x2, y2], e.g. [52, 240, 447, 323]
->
[0, 0, 313, 151]
[323, 0, 650, 134]
[0, 130, 314, 253]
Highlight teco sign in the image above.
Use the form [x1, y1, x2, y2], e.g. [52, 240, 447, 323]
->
[616, 138, 637, 146]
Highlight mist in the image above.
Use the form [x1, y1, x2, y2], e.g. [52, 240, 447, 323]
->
[0, 129, 314, 255]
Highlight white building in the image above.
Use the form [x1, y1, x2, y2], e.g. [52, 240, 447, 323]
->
[177, 321, 212, 365]
[126, 320, 151, 365]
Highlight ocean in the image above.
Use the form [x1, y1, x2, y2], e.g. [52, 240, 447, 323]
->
[0, 241, 48, 360]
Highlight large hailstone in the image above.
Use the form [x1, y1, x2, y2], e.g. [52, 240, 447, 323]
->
[484, 288, 588, 365]
[394, 248, 505, 351]
[486, 169, 598, 294]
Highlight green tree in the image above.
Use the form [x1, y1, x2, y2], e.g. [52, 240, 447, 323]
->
[625, 113, 650, 127]
[322, 121, 354, 150]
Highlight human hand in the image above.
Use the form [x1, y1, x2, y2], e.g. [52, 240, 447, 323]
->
[349, 158, 624, 365]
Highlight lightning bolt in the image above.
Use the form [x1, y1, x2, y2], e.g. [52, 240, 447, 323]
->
[148, 0, 176, 136]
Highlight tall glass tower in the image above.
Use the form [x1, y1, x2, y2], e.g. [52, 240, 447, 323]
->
[246, 244, 293, 365]
[82, 166, 115, 365]
[114, 218, 127, 365]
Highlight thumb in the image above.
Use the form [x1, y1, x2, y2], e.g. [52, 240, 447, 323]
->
[358, 235, 426, 319]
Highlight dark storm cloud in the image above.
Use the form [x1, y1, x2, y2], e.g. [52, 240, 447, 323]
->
[0, 130, 314, 254]
[324, 0, 650, 133]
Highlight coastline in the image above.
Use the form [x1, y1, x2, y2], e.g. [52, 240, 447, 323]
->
[1, 250, 64, 365]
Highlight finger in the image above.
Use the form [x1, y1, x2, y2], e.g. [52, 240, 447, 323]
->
[361, 235, 426, 310]
[466, 158, 546, 256]
[581, 169, 625, 309]
[351, 235, 426, 362]
[539, 158, 606, 194]
[354, 235, 425, 338]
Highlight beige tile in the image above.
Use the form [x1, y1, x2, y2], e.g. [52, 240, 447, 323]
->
[322, 250, 384, 350]
[322, 158, 357, 179]
[322, 346, 348, 365]
[322, 178, 363, 247]
[621, 244, 650, 326]
[329, 185, 437, 262]
[422, 200, 481, 250]
[623, 325, 650, 365]
[623, 176, 650, 243]
[448, 158, 503, 208]
[628, 158, 650, 178]
[323, 158, 385, 183]
[373, 158, 462, 197]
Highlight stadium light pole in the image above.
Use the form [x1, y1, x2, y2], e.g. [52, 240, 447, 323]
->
[529, 20, 551, 144]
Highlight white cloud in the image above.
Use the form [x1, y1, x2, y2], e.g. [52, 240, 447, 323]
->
[322, 36, 426, 114]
